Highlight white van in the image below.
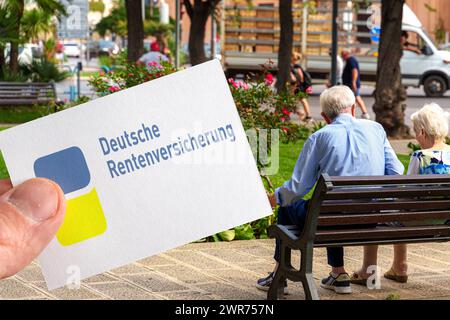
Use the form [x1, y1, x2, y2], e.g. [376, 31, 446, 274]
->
[305, 4, 450, 97]
[400, 5, 450, 97]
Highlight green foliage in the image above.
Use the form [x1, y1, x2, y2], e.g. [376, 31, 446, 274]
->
[25, 59, 68, 82]
[234, 224, 255, 240]
[386, 293, 401, 300]
[89, 59, 177, 96]
[0, 105, 54, 123]
[0, 66, 29, 81]
[218, 230, 235, 242]
[89, 0, 105, 13]
[98, 55, 114, 68]
[95, 5, 127, 37]
[434, 19, 446, 44]
[21, 8, 52, 42]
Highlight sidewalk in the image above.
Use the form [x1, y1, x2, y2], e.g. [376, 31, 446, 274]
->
[3, 240, 450, 300]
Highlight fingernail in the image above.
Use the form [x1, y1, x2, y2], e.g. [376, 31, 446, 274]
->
[7, 179, 60, 222]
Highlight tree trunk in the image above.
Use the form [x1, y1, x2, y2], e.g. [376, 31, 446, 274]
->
[373, 0, 409, 138]
[9, 0, 24, 74]
[187, 0, 210, 66]
[0, 46, 5, 78]
[276, 0, 293, 93]
[125, 0, 144, 62]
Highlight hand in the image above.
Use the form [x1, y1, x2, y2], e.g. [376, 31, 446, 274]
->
[267, 192, 277, 209]
[0, 178, 66, 280]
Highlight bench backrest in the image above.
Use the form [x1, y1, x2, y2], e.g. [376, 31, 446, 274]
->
[0, 82, 57, 105]
[301, 174, 450, 247]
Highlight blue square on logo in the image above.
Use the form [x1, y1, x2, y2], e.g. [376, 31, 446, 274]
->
[34, 146, 91, 194]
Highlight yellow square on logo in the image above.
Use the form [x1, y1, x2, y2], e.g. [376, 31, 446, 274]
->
[56, 188, 107, 246]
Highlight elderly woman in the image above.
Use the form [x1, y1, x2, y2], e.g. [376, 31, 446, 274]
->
[351, 103, 450, 285]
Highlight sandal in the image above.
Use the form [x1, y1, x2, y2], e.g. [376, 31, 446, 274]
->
[349, 272, 368, 286]
[384, 268, 408, 283]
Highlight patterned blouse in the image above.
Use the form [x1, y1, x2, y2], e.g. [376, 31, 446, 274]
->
[408, 149, 450, 175]
[407, 149, 450, 225]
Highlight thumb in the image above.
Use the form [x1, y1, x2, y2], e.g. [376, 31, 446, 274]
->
[0, 178, 66, 279]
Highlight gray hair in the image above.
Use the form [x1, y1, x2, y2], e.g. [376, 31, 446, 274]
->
[411, 103, 449, 140]
[319, 85, 355, 119]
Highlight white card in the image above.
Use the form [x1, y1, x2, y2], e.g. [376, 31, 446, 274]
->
[0, 60, 272, 289]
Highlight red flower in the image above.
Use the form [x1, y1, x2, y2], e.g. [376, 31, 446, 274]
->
[282, 108, 290, 116]
[265, 73, 274, 85]
[281, 127, 288, 133]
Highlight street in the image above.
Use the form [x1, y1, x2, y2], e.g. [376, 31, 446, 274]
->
[57, 57, 449, 128]
[307, 85, 450, 127]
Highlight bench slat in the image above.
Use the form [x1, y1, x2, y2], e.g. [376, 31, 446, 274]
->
[318, 210, 450, 226]
[315, 225, 450, 242]
[324, 186, 450, 200]
[320, 199, 450, 213]
[328, 175, 450, 186]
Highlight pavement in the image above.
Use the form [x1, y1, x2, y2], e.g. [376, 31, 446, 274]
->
[3, 240, 450, 300]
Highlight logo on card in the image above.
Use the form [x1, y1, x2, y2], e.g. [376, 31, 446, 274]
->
[34, 147, 107, 246]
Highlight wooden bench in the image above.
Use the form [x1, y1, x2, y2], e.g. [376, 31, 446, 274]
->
[267, 174, 450, 300]
[0, 81, 58, 106]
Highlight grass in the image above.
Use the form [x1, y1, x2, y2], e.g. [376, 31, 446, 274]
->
[0, 105, 55, 124]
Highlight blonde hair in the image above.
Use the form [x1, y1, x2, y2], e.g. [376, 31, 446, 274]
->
[292, 51, 302, 63]
[320, 85, 355, 119]
[411, 103, 449, 141]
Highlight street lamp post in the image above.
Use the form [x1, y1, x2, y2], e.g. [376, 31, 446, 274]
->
[175, 0, 181, 68]
[331, 0, 338, 86]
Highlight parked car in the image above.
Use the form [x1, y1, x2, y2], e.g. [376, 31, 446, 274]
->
[87, 40, 100, 58]
[98, 40, 120, 57]
[63, 43, 81, 58]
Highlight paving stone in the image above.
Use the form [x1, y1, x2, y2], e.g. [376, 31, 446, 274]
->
[123, 273, 189, 292]
[165, 251, 228, 269]
[0, 278, 43, 299]
[32, 282, 105, 300]
[152, 265, 216, 284]
[15, 264, 45, 283]
[199, 249, 266, 264]
[195, 282, 264, 300]
[87, 282, 160, 299]
[137, 255, 176, 267]
[109, 263, 151, 275]
[160, 291, 218, 300]
[83, 273, 119, 284]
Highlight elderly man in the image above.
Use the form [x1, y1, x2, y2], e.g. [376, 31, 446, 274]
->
[256, 86, 404, 295]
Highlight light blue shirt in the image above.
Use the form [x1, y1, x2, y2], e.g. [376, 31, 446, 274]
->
[276, 113, 404, 206]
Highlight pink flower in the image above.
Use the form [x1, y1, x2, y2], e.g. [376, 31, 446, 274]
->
[232, 82, 239, 89]
[265, 73, 274, 85]
[228, 78, 235, 84]
[240, 82, 249, 90]
[280, 117, 286, 122]
[108, 86, 120, 93]
[148, 61, 158, 67]
[281, 127, 288, 133]
[305, 86, 313, 94]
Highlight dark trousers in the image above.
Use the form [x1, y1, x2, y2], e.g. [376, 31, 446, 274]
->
[273, 199, 344, 268]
